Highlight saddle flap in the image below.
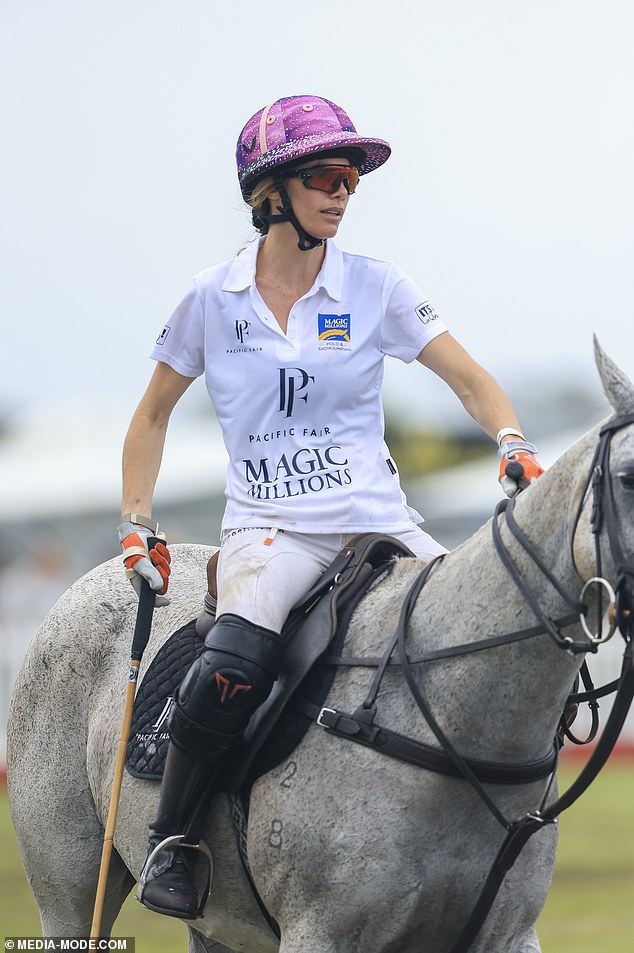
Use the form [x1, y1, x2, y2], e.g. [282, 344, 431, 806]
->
[221, 533, 413, 791]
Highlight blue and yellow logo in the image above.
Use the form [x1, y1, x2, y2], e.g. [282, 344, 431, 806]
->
[318, 313, 351, 344]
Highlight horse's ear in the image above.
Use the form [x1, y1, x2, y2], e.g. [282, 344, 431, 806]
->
[594, 334, 634, 414]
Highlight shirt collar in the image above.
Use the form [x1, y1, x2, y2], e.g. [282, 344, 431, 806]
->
[221, 237, 344, 302]
[317, 240, 344, 302]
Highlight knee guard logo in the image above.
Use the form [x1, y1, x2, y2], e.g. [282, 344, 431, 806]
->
[214, 671, 252, 704]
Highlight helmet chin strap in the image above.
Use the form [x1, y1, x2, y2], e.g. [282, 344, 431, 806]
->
[253, 172, 324, 252]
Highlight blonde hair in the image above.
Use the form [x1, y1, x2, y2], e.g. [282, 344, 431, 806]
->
[247, 175, 276, 235]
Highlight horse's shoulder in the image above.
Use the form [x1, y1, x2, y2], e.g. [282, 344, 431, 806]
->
[343, 555, 431, 654]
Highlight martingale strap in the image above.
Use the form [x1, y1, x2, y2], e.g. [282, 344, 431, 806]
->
[309, 544, 634, 953]
[448, 637, 634, 953]
[305, 412, 634, 953]
[306, 554, 572, 822]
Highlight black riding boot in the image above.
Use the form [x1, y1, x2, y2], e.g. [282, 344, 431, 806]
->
[137, 613, 284, 919]
[137, 743, 216, 919]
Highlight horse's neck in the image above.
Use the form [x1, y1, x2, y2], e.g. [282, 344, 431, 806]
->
[395, 452, 594, 763]
[469, 427, 598, 616]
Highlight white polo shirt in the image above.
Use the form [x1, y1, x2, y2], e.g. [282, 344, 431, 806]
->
[151, 239, 448, 534]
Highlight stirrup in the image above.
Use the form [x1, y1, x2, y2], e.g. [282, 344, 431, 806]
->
[136, 833, 214, 918]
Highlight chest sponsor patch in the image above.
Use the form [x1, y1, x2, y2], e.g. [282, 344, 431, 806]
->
[415, 301, 439, 325]
[318, 313, 351, 348]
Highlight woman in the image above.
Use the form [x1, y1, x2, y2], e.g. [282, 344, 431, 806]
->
[120, 95, 543, 919]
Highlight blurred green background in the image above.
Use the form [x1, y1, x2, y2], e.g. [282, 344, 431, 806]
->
[2, 760, 632, 952]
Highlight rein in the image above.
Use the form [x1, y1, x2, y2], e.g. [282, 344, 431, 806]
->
[313, 413, 634, 953]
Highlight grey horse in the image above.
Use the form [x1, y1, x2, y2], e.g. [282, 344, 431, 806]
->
[7, 341, 634, 953]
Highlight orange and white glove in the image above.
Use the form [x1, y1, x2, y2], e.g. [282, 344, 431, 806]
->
[118, 517, 171, 606]
[498, 440, 545, 498]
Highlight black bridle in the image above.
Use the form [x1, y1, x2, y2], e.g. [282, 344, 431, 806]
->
[575, 412, 634, 639]
[313, 413, 634, 953]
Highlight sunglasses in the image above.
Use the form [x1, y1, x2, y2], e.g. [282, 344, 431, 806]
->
[283, 164, 360, 195]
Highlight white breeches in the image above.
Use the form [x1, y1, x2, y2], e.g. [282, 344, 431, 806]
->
[215, 524, 448, 632]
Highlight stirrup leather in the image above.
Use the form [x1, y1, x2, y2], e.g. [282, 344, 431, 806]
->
[136, 833, 214, 918]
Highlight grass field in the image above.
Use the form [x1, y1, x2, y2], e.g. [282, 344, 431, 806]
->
[1, 760, 632, 951]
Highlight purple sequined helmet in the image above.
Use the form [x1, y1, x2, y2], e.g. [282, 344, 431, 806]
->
[236, 95, 391, 198]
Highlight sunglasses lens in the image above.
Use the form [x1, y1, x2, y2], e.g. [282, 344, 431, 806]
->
[302, 166, 359, 194]
[344, 167, 359, 193]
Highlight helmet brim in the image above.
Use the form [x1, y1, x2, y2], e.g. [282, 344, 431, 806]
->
[239, 132, 391, 198]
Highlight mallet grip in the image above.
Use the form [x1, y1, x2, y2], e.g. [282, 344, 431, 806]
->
[130, 537, 161, 661]
[505, 461, 526, 484]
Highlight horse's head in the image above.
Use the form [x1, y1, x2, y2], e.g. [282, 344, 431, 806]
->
[573, 339, 634, 639]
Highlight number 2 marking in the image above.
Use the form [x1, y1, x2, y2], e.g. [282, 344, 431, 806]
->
[280, 760, 297, 789]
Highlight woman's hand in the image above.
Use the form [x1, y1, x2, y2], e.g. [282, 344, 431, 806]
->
[118, 519, 171, 606]
[498, 441, 545, 497]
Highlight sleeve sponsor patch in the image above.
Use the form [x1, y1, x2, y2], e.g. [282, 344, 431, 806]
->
[156, 325, 171, 345]
[414, 302, 439, 325]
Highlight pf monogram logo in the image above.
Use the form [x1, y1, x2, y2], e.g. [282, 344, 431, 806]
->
[235, 319, 250, 344]
[278, 367, 315, 418]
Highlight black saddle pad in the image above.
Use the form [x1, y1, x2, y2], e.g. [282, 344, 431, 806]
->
[126, 620, 203, 780]
[125, 584, 363, 787]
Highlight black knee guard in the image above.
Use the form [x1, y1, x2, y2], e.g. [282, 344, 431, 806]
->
[169, 613, 283, 761]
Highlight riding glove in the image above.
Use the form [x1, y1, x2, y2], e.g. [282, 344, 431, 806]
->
[118, 520, 171, 606]
[498, 441, 545, 498]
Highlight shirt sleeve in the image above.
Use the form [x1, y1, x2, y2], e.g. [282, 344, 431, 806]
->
[380, 263, 448, 362]
[149, 279, 205, 378]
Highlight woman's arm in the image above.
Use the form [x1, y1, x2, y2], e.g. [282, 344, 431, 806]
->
[416, 332, 523, 442]
[121, 361, 196, 517]
[417, 332, 544, 495]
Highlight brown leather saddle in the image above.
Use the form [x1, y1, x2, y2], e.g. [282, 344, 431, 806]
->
[212, 532, 415, 792]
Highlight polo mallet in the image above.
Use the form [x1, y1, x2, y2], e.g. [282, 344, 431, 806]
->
[90, 566, 158, 940]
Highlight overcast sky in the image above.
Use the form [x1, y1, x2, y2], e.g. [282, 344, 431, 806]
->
[2, 0, 634, 428]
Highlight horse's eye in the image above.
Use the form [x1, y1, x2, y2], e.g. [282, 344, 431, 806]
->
[617, 468, 634, 490]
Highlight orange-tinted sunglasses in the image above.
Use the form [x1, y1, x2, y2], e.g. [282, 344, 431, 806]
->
[284, 164, 360, 195]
